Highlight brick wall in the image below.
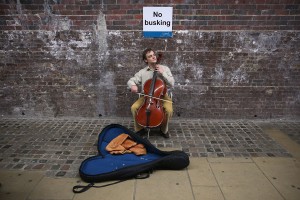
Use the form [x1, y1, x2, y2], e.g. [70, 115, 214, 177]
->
[0, 0, 299, 119]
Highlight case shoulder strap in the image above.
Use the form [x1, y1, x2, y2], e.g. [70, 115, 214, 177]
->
[72, 171, 151, 193]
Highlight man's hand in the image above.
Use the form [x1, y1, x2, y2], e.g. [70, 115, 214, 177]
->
[155, 64, 164, 74]
[131, 85, 138, 93]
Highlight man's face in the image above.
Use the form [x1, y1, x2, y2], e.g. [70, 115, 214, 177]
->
[145, 51, 157, 64]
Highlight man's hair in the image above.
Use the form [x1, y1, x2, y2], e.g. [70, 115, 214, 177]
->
[142, 48, 154, 63]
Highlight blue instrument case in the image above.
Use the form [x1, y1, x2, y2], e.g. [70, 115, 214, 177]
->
[73, 124, 189, 193]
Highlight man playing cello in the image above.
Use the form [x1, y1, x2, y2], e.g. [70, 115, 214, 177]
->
[127, 48, 175, 138]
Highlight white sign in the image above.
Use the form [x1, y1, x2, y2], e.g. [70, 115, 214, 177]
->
[143, 7, 173, 38]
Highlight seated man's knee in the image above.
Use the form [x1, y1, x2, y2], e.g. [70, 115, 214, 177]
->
[131, 104, 138, 113]
[164, 106, 173, 116]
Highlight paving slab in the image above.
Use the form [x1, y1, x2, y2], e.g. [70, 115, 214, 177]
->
[192, 186, 224, 200]
[253, 157, 300, 200]
[210, 159, 284, 200]
[188, 158, 225, 200]
[0, 170, 44, 200]
[188, 158, 218, 186]
[28, 176, 77, 200]
[73, 180, 135, 200]
[135, 169, 194, 200]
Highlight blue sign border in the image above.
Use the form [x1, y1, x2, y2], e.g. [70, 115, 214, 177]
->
[143, 31, 173, 38]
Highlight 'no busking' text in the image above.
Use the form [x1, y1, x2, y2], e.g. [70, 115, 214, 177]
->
[144, 11, 171, 27]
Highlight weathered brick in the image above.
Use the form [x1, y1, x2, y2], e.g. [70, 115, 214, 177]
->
[0, 1, 299, 119]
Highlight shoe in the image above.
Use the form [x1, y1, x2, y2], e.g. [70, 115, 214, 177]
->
[160, 130, 170, 139]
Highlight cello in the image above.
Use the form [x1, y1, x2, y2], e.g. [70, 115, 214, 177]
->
[135, 53, 167, 129]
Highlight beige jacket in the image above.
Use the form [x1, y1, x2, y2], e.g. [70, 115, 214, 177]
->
[127, 65, 175, 93]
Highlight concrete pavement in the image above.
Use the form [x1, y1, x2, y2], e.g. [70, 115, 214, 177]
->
[0, 117, 299, 200]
